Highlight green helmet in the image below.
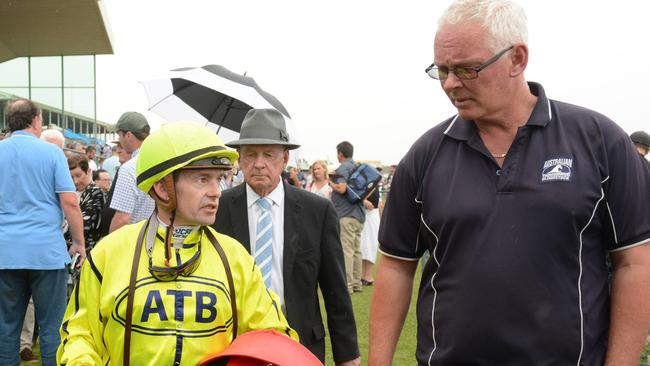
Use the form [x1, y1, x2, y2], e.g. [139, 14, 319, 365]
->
[136, 121, 239, 194]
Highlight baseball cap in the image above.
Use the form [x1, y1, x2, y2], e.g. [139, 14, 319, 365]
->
[112, 112, 150, 133]
[630, 131, 650, 148]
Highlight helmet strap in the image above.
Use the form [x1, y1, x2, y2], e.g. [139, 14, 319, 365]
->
[152, 175, 177, 212]
[163, 210, 175, 267]
[149, 174, 178, 267]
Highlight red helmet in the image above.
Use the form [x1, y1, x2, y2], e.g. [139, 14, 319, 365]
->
[198, 330, 323, 366]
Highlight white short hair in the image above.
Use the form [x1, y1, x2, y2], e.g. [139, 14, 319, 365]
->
[438, 0, 528, 51]
[40, 129, 65, 148]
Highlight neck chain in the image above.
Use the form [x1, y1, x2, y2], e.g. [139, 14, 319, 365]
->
[492, 152, 507, 159]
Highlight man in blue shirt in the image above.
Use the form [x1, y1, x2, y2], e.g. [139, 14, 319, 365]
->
[0, 98, 86, 366]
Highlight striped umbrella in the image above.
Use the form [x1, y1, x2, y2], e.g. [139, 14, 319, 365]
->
[140, 65, 292, 139]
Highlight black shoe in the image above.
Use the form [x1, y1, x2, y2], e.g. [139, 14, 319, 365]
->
[361, 279, 374, 286]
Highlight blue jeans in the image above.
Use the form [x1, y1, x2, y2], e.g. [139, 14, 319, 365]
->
[0, 269, 68, 366]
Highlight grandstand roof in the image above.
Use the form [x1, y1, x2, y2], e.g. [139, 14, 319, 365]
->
[0, 0, 113, 62]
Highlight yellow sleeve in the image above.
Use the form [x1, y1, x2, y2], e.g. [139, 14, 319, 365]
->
[57, 253, 107, 366]
[236, 258, 299, 341]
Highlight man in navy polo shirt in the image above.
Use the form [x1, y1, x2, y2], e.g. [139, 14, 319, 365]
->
[369, 1, 650, 365]
[0, 99, 86, 366]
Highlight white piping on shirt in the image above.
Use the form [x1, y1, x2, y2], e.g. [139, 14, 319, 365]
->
[547, 99, 553, 120]
[417, 213, 440, 366]
[600, 176, 620, 246]
[605, 202, 619, 245]
[575, 179, 607, 365]
[414, 197, 423, 254]
[443, 115, 460, 135]
[377, 249, 420, 262]
[610, 237, 650, 252]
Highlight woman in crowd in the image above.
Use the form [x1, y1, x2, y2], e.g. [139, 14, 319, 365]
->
[307, 160, 332, 199]
[360, 186, 381, 285]
[66, 155, 106, 252]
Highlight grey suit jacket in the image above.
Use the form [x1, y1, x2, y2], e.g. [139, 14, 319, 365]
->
[212, 182, 359, 363]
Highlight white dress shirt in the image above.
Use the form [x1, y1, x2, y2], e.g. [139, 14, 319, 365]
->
[246, 183, 285, 305]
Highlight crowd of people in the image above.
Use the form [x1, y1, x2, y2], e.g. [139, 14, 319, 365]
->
[1, 0, 649, 365]
[0, 102, 388, 365]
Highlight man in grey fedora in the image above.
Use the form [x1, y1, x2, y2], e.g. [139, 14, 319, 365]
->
[212, 108, 360, 365]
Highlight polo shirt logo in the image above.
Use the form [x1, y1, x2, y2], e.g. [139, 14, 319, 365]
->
[541, 157, 573, 182]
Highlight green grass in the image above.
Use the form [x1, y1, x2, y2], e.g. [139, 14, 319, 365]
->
[320, 255, 421, 366]
[642, 339, 650, 366]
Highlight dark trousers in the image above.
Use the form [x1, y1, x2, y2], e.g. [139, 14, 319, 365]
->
[0, 269, 68, 366]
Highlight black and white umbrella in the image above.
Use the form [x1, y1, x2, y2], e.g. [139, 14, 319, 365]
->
[140, 65, 295, 142]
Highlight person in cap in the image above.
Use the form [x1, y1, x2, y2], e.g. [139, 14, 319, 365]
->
[109, 112, 156, 232]
[57, 121, 297, 366]
[631, 130, 650, 158]
[212, 109, 360, 365]
[370, 0, 650, 365]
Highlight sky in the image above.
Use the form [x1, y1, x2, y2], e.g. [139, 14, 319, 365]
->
[95, 0, 650, 165]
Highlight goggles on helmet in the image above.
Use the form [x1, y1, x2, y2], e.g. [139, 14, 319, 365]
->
[144, 215, 204, 281]
[148, 241, 202, 281]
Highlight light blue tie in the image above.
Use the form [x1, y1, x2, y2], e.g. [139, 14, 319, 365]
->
[255, 197, 273, 288]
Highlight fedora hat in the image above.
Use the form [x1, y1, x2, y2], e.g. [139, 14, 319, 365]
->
[226, 109, 300, 150]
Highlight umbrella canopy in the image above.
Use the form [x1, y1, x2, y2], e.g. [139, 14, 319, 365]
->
[140, 65, 291, 136]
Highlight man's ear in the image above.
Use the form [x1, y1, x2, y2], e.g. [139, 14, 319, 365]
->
[509, 43, 529, 77]
[152, 180, 170, 203]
